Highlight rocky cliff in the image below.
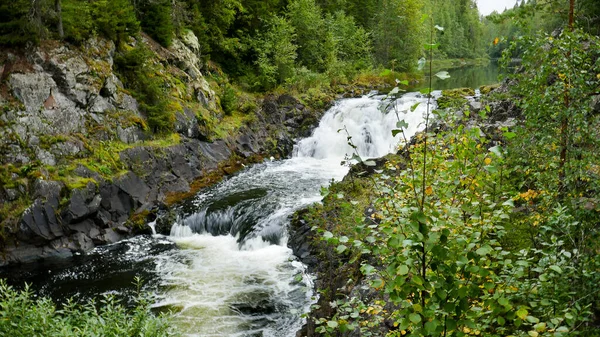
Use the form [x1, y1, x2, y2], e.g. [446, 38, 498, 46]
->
[0, 32, 323, 266]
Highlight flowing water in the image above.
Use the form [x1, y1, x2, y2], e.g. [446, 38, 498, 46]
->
[1, 92, 434, 336]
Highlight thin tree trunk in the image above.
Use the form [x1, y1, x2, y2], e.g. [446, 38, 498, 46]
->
[55, 0, 64, 39]
[30, 0, 43, 36]
[559, 0, 575, 196]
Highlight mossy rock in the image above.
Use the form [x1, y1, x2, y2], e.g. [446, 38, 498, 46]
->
[438, 87, 475, 109]
[441, 87, 476, 98]
[479, 83, 501, 95]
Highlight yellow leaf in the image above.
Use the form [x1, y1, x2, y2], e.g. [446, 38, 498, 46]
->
[425, 186, 433, 195]
[493, 37, 499, 45]
[484, 157, 492, 165]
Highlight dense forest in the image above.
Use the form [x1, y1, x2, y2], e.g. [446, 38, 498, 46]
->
[0, 0, 487, 89]
[1, 0, 600, 336]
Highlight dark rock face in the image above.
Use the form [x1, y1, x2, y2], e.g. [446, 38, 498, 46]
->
[1, 91, 325, 267]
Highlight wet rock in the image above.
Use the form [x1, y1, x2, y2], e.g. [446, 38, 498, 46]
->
[63, 189, 92, 224]
[5, 244, 45, 265]
[70, 232, 95, 251]
[100, 228, 122, 244]
[18, 197, 63, 244]
[469, 100, 482, 111]
[114, 171, 150, 204]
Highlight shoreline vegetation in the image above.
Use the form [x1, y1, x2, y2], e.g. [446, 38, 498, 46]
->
[1, 0, 599, 335]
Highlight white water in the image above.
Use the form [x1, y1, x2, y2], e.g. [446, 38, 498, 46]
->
[153, 93, 430, 336]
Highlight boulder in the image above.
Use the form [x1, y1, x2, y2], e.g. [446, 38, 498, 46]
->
[9, 73, 57, 112]
[17, 197, 64, 245]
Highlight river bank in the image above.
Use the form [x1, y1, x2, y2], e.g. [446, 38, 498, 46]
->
[287, 83, 522, 336]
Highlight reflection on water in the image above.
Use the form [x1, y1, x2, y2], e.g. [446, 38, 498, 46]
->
[410, 62, 501, 91]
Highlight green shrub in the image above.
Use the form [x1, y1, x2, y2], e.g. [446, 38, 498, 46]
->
[62, 0, 94, 44]
[0, 279, 177, 336]
[138, 0, 173, 47]
[253, 16, 297, 90]
[220, 85, 237, 115]
[115, 46, 175, 132]
[91, 0, 140, 42]
[0, 0, 38, 46]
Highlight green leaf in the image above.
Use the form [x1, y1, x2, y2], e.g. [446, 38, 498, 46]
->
[476, 245, 493, 256]
[392, 129, 402, 137]
[503, 131, 517, 139]
[534, 322, 546, 332]
[399, 265, 409, 275]
[371, 278, 384, 289]
[528, 331, 539, 337]
[498, 297, 509, 306]
[397, 79, 409, 86]
[327, 320, 338, 328]
[497, 316, 506, 325]
[361, 264, 375, 275]
[489, 145, 503, 158]
[339, 236, 349, 243]
[397, 120, 409, 129]
[389, 87, 400, 95]
[424, 43, 440, 50]
[549, 265, 562, 274]
[420, 87, 432, 95]
[425, 320, 438, 333]
[336, 245, 347, 254]
[363, 160, 376, 167]
[410, 102, 421, 112]
[435, 71, 451, 80]
[411, 211, 427, 224]
[323, 231, 333, 239]
[484, 165, 498, 173]
[516, 308, 528, 320]
[526, 316, 540, 324]
[409, 313, 421, 324]
[417, 57, 426, 71]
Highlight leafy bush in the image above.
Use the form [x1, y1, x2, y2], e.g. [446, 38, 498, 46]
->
[287, 0, 335, 72]
[327, 11, 372, 70]
[0, 279, 177, 336]
[91, 0, 140, 42]
[114, 46, 175, 132]
[220, 84, 237, 115]
[62, 0, 94, 44]
[253, 16, 297, 90]
[0, 0, 38, 46]
[137, 0, 173, 47]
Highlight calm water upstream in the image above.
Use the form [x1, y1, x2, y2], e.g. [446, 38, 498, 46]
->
[1, 64, 499, 336]
[411, 61, 501, 91]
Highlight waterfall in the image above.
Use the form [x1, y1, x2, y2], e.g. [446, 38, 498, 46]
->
[155, 92, 429, 336]
[295, 92, 431, 160]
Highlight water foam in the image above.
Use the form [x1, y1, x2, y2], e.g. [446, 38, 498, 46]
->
[160, 93, 428, 336]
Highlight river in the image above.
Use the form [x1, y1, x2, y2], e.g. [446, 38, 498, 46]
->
[1, 64, 497, 336]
